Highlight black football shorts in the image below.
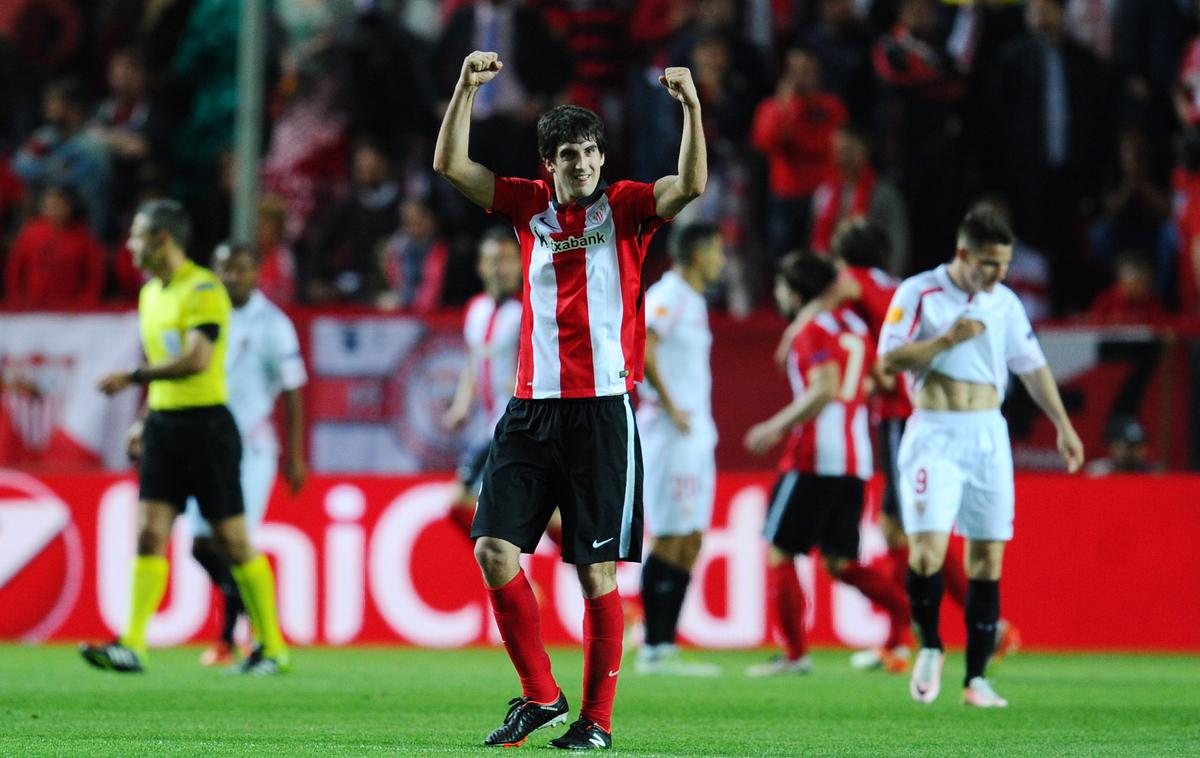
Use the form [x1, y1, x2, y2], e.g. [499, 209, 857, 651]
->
[139, 405, 244, 523]
[763, 472, 865, 559]
[471, 395, 644, 565]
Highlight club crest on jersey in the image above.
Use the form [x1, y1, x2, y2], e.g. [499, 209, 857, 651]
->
[549, 230, 608, 254]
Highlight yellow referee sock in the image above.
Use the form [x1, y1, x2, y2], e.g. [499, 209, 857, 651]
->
[232, 555, 289, 664]
[121, 555, 169, 659]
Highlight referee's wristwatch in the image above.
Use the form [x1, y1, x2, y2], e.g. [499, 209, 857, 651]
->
[129, 367, 148, 384]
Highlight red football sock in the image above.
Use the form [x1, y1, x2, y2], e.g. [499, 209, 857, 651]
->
[768, 562, 807, 661]
[487, 570, 559, 703]
[840, 561, 913, 649]
[580, 589, 623, 733]
[943, 540, 968, 608]
[888, 545, 910, 593]
[448, 505, 475, 537]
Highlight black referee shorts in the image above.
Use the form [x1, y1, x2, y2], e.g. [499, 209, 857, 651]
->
[471, 395, 644, 565]
[139, 405, 244, 523]
[878, 417, 907, 521]
[762, 472, 865, 560]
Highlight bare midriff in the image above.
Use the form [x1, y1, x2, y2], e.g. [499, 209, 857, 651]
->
[914, 371, 1000, 411]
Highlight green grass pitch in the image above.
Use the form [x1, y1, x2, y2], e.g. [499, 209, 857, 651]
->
[1, 645, 1196, 756]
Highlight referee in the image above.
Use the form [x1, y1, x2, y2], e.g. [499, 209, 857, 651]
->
[82, 200, 290, 675]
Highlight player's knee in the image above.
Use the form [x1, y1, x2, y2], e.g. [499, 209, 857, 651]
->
[823, 556, 849, 578]
[212, 530, 252, 564]
[966, 555, 1002, 580]
[909, 547, 944, 575]
[576, 562, 616, 599]
[136, 527, 169, 556]
[474, 538, 517, 581]
[767, 545, 792, 567]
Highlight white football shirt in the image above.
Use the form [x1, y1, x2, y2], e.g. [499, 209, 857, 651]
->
[637, 269, 716, 441]
[463, 292, 522, 432]
[224, 290, 307, 451]
[878, 264, 1046, 396]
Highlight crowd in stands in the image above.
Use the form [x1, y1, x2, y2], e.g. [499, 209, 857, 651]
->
[3, 0, 1200, 327]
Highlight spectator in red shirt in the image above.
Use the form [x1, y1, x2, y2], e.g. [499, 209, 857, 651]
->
[4, 185, 105, 309]
[255, 194, 297, 307]
[810, 124, 910, 275]
[751, 46, 847, 257]
[1087, 252, 1169, 326]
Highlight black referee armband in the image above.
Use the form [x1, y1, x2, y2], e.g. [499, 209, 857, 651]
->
[195, 323, 221, 342]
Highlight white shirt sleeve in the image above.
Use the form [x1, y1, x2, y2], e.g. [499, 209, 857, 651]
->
[644, 280, 677, 338]
[268, 311, 308, 391]
[877, 278, 924, 355]
[1004, 293, 1047, 375]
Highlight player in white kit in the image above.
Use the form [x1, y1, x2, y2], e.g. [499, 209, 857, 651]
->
[443, 227, 524, 536]
[635, 223, 725, 676]
[878, 208, 1083, 707]
[186, 242, 308, 667]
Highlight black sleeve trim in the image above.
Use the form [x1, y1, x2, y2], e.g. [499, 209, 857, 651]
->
[194, 323, 221, 342]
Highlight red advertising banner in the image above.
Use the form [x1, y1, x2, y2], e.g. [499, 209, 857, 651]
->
[3, 469, 1198, 651]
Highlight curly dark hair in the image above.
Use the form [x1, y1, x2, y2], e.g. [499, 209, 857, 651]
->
[536, 105, 606, 161]
[778, 250, 837, 303]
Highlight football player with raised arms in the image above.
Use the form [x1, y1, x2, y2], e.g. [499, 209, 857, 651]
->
[878, 207, 1083, 707]
[433, 49, 706, 750]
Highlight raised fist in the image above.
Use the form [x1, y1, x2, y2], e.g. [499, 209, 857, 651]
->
[659, 67, 700, 107]
[461, 51, 503, 88]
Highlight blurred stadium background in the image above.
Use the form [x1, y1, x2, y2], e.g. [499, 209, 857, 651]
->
[0, 0, 1198, 754]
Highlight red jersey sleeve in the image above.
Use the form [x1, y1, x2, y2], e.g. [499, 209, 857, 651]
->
[607, 180, 660, 222]
[489, 176, 551, 223]
[846, 266, 897, 334]
[792, 321, 837, 376]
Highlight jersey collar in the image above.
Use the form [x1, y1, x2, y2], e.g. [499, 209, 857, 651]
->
[161, 258, 196, 289]
[934, 264, 975, 303]
[235, 289, 265, 313]
[550, 179, 608, 212]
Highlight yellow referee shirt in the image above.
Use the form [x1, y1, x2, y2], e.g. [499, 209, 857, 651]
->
[138, 259, 231, 410]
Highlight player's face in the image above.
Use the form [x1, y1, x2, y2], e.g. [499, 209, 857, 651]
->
[546, 140, 605, 202]
[773, 276, 800, 318]
[215, 250, 258, 305]
[693, 235, 727, 287]
[478, 239, 522, 298]
[128, 212, 163, 271]
[958, 243, 1012, 294]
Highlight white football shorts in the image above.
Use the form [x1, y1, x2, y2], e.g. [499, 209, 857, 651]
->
[896, 409, 1015, 541]
[638, 414, 717, 537]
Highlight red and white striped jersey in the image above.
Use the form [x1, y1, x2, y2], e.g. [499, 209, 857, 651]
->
[780, 306, 875, 479]
[489, 176, 668, 399]
[463, 293, 522, 431]
[844, 265, 912, 420]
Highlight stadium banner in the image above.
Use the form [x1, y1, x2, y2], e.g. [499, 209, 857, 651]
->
[0, 312, 143, 471]
[4, 469, 1198, 651]
[2, 311, 1196, 473]
[304, 312, 485, 473]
